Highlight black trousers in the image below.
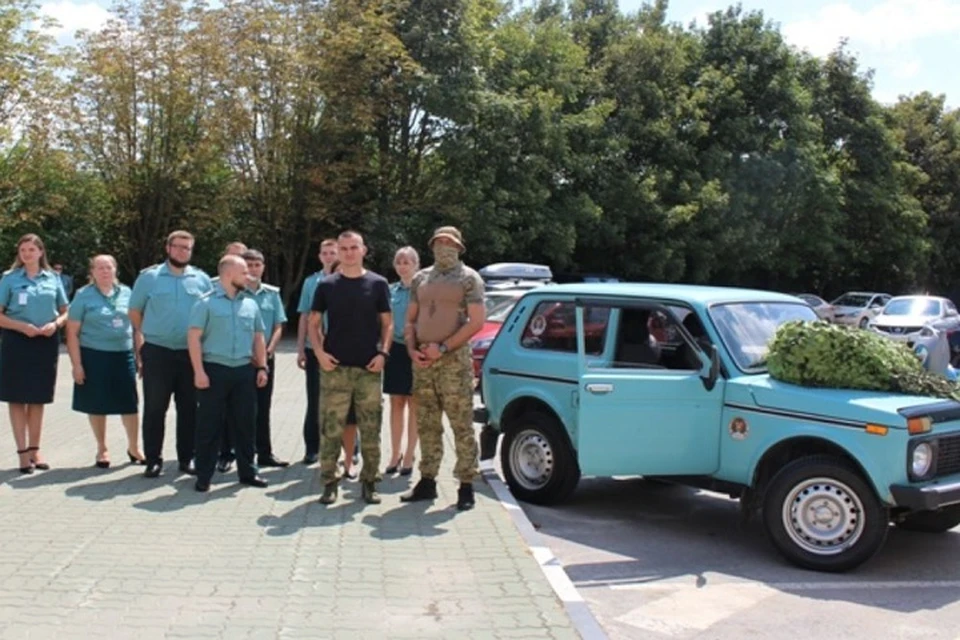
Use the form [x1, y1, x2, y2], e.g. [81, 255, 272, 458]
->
[196, 363, 258, 484]
[220, 356, 276, 460]
[303, 350, 320, 456]
[141, 343, 196, 465]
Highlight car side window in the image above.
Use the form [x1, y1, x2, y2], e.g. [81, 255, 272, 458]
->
[520, 301, 610, 354]
[605, 308, 701, 370]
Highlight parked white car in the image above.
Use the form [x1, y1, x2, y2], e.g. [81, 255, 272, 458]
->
[792, 293, 834, 321]
[830, 291, 892, 328]
[869, 295, 960, 346]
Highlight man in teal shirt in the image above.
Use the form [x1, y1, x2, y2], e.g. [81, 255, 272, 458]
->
[243, 249, 289, 467]
[129, 230, 214, 478]
[296, 238, 338, 464]
[188, 255, 269, 492]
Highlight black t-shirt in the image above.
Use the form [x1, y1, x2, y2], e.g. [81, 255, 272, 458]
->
[312, 271, 390, 367]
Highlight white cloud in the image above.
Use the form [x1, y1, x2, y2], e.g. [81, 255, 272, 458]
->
[39, 1, 112, 40]
[783, 0, 960, 56]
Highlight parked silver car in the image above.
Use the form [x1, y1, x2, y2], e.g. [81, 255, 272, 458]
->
[869, 295, 960, 347]
[792, 293, 834, 321]
[830, 291, 892, 328]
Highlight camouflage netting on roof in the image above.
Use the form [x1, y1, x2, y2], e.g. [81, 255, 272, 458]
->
[766, 321, 960, 401]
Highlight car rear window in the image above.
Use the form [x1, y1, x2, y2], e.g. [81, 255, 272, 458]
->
[520, 301, 610, 354]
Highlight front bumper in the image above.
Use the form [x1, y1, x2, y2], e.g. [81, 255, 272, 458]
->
[890, 481, 960, 510]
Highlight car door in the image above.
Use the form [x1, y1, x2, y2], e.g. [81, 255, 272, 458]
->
[574, 300, 725, 477]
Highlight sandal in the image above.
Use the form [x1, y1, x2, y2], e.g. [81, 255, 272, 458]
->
[16, 448, 33, 474]
[27, 446, 50, 471]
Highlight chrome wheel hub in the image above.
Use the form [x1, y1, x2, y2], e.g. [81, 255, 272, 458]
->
[510, 429, 554, 491]
[782, 477, 865, 556]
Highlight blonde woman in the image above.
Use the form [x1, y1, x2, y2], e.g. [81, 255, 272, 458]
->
[66, 255, 144, 468]
[383, 246, 419, 475]
[0, 234, 68, 473]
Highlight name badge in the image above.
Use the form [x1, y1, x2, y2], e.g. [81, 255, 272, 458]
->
[112, 317, 124, 328]
[17, 292, 27, 305]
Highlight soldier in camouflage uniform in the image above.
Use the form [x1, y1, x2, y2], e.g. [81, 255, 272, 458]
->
[308, 231, 392, 505]
[400, 226, 486, 511]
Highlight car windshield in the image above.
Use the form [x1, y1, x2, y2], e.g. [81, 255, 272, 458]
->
[883, 298, 941, 317]
[709, 302, 819, 371]
[831, 293, 872, 308]
[798, 294, 825, 306]
[487, 299, 517, 322]
[485, 293, 518, 313]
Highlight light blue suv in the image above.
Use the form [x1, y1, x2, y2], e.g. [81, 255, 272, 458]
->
[477, 283, 960, 572]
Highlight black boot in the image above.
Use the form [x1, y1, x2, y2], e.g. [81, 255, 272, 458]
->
[361, 481, 381, 504]
[400, 477, 438, 502]
[456, 483, 475, 511]
[318, 482, 338, 505]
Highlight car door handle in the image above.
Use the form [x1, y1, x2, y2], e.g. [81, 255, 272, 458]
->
[585, 383, 614, 394]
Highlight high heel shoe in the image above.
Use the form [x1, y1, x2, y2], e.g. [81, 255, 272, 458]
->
[127, 451, 146, 465]
[399, 458, 415, 476]
[95, 453, 110, 469]
[27, 447, 49, 471]
[384, 459, 402, 474]
[16, 448, 33, 474]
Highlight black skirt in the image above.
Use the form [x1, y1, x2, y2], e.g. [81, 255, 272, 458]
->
[72, 347, 138, 415]
[0, 330, 59, 404]
[383, 341, 413, 396]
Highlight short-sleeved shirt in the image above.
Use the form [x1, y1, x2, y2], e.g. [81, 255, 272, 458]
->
[250, 283, 287, 333]
[129, 262, 213, 350]
[389, 281, 412, 344]
[188, 288, 265, 368]
[68, 284, 134, 352]
[311, 271, 390, 367]
[298, 270, 325, 349]
[410, 263, 485, 343]
[0, 268, 68, 326]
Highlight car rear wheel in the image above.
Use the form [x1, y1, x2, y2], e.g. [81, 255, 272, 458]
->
[858, 316, 870, 329]
[501, 411, 579, 505]
[895, 506, 960, 533]
[762, 455, 888, 572]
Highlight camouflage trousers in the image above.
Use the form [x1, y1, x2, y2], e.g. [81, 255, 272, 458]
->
[319, 366, 382, 484]
[413, 346, 478, 483]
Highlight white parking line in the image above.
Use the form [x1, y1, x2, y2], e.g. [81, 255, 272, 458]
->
[609, 579, 960, 591]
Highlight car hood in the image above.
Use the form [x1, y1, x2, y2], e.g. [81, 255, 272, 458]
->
[731, 375, 960, 428]
[873, 314, 935, 327]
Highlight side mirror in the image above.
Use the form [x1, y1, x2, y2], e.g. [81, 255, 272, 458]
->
[700, 344, 720, 391]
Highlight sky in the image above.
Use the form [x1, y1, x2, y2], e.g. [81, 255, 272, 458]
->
[38, 0, 960, 107]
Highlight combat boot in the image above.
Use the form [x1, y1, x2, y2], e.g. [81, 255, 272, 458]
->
[456, 483, 475, 511]
[318, 482, 338, 505]
[361, 481, 381, 504]
[400, 477, 437, 502]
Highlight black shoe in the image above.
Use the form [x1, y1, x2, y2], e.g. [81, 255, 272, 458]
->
[385, 459, 401, 474]
[318, 482, 338, 504]
[144, 463, 163, 478]
[179, 460, 197, 475]
[195, 480, 210, 493]
[127, 451, 146, 465]
[259, 455, 289, 468]
[400, 477, 437, 502]
[95, 458, 110, 469]
[302, 453, 318, 465]
[239, 475, 268, 488]
[216, 459, 233, 474]
[456, 483, 475, 511]
[361, 481, 381, 504]
[399, 464, 414, 477]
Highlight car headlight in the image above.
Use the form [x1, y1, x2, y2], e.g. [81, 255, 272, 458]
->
[471, 338, 493, 352]
[911, 442, 934, 479]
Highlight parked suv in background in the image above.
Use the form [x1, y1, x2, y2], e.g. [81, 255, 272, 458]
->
[870, 295, 960, 366]
[830, 291, 892, 327]
[477, 283, 960, 572]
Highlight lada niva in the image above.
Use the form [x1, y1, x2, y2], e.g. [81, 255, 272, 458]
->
[476, 283, 960, 572]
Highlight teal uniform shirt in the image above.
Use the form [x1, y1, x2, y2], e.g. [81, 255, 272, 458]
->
[129, 262, 213, 350]
[0, 268, 68, 326]
[68, 284, 134, 352]
[250, 283, 287, 334]
[389, 281, 411, 344]
[189, 288, 265, 368]
[297, 270, 325, 348]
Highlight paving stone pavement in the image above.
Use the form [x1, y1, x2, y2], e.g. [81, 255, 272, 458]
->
[0, 345, 579, 640]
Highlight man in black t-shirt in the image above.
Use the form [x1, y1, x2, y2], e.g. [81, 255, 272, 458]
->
[308, 230, 392, 505]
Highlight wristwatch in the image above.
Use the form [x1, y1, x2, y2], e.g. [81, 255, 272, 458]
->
[256, 365, 269, 374]
[438, 343, 448, 355]
[378, 350, 390, 360]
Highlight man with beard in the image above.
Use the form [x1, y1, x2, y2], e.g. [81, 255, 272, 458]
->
[188, 255, 270, 492]
[130, 230, 214, 478]
[400, 227, 485, 511]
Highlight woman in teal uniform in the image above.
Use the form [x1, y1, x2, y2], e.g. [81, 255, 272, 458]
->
[65, 255, 145, 468]
[383, 246, 419, 475]
[0, 234, 69, 473]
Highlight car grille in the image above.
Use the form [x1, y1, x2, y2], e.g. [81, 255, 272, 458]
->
[874, 326, 923, 335]
[936, 434, 960, 477]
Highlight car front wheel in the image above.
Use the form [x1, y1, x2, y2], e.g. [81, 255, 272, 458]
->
[762, 455, 888, 572]
[859, 316, 870, 329]
[501, 411, 580, 505]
